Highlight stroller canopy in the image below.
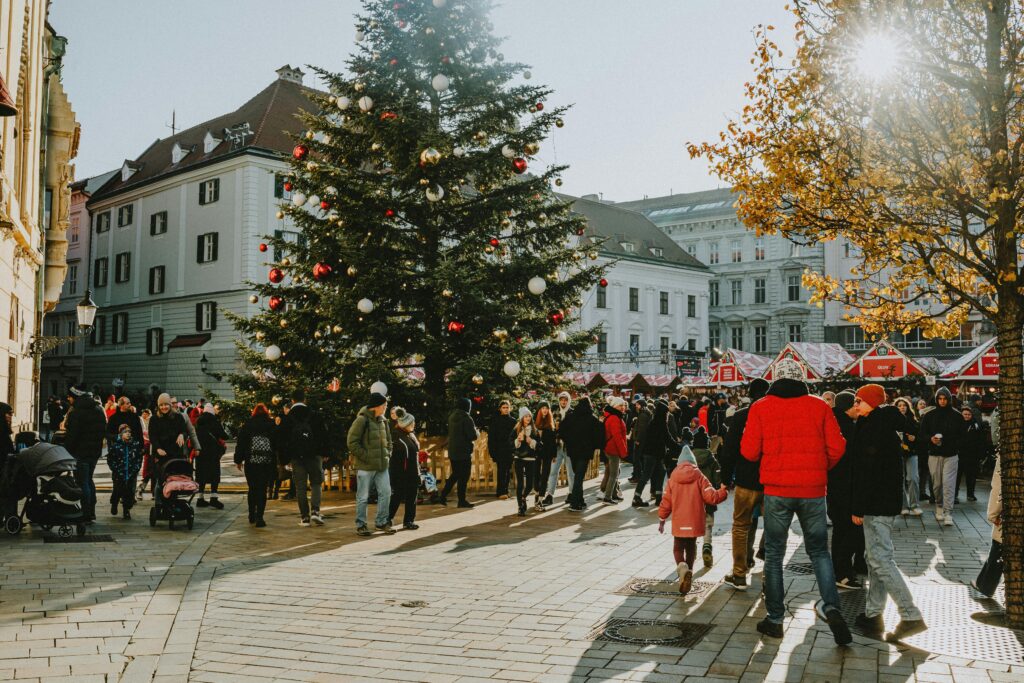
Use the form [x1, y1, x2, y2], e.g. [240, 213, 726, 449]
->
[158, 457, 193, 479]
[17, 443, 77, 476]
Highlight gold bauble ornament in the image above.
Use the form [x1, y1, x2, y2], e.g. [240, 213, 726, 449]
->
[554, 178, 563, 187]
[493, 327, 508, 340]
[524, 142, 540, 155]
[272, 395, 282, 406]
[425, 27, 435, 35]
[332, 324, 344, 334]
[305, 130, 314, 140]
[354, 82, 366, 92]
[347, 265, 358, 277]
[442, 288, 453, 297]
[555, 118, 565, 128]
[420, 147, 442, 165]
[371, 142, 383, 151]
[255, 331, 265, 340]
[588, 252, 598, 260]
[279, 319, 289, 328]
[485, 245, 495, 254]
[314, 330, 323, 339]
[275, 210, 284, 219]
[501, 218, 512, 228]
[281, 257, 291, 267]
[306, 161, 318, 171]
[419, 178, 430, 185]
[472, 374, 484, 385]
[473, 130, 487, 142]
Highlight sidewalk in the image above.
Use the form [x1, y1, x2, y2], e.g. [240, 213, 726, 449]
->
[0, 468, 1019, 682]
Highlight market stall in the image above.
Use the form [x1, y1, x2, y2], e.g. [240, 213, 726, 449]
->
[941, 338, 999, 383]
[708, 348, 773, 386]
[762, 342, 856, 382]
[845, 339, 931, 380]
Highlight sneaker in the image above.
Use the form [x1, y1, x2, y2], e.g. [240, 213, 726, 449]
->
[567, 505, 584, 512]
[900, 508, 911, 516]
[837, 577, 864, 589]
[943, 516, 953, 527]
[909, 507, 923, 516]
[885, 619, 927, 642]
[196, 498, 210, 508]
[255, 519, 267, 528]
[375, 523, 397, 535]
[299, 518, 311, 527]
[403, 523, 419, 530]
[627, 477, 638, 484]
[817, 603, 852, 645]
[356, 525, 372, 536]
[632, 496, 649, 508]
[968, 496, 978, 502]
[209, 498, 224, 510]
[310, 512, 324, 525]
[437, 496, 448, 506]
[457, 500, 474, 509]
[723, 574, 748, 591]
[677, 562, 692, 595]
[613, 494, 624, 502]
[756, 618, 783, 638]
[855, 612, 885, 633]
[123, 510, 131, 521]
[517, 506, 527, 517]
[599, 497, 615, 505]
[542, 494, 554, 506]
[498, 494, 509, 500]
[934, 507, 944, 522]
[702, 545, 713, 568]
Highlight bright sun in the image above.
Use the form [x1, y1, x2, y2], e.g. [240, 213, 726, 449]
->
[854, 31, 902, 82]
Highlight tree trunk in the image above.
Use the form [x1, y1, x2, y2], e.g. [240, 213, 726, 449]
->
[995, 311, 1023, 628]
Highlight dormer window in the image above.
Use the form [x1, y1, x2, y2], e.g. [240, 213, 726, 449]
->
[120, 161, 139, 182]
[203, 131, 220, 154]
[620, 242, 635, 253]
[650, 247, 663, 258]
[171, 142, 190, 164]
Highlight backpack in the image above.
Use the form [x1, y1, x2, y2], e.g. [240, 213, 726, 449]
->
[291, 414, 316, 453]
[250, 434, 274, 465]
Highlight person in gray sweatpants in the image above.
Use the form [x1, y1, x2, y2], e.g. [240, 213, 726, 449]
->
[918, 387, 963, 527]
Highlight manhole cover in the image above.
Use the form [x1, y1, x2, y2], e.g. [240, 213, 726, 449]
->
[614, 577, 714, 600]
[401, 600, 428, 608]
[43, 534, 115, 543]
[785, 562, 816, 575]
[586, 618, 712, 647]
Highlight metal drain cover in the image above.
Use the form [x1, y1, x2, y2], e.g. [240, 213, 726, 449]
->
[614, 577, 714, 600]
[587, 618, 712, 647]
[785, 561, 816, 575]
[43, 534, 114, 543]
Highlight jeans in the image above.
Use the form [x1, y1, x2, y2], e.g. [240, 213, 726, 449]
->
[546, 444, 574, 495]
[245, 462, 275, 522]
[975, 540, 1003, 597]
[356, 469, 391, 528]
[537, 455, 554, 497]
[75, 459, 97, 518]
[763, 495, 841, 624]
[732, 486, 763, 578]
[929, 455, 958, 514]
[566, 453, 591, 508]
[290, 455, 323, 519]
[634, 454, 664, 499]
[601, 457, 621, 501]
[514, 458, 538, 509]
[863, 515, 923, 620]
[903, 455, 920, 509]
[494, 456, 513, 497]
[956, 452, 979, 499]
[440, 459, 471, 502]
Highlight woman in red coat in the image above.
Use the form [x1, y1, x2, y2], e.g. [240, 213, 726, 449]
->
[600, 397, 629, 504]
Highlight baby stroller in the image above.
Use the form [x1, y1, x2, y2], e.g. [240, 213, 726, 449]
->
[417, 450, 438, 504]
[150, 457, 197, 530]
[1, 442, 86, 537]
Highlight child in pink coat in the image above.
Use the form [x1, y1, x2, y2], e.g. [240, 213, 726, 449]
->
[658, 459, 728, 594]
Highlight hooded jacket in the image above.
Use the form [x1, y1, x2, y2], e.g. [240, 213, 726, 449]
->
[64, 395, 107, 462]
[603, 405, 628, 458]
[850, 405, 905, 517]
[558, 398, 603, 460]
[918, 387, 964, 458]
[447, 402, 479, 462]
[486, 410, 517, 461]
[826, 401, 858, 516]
[347, 406, 393, 471]
[740, 378, 845, 499]
[657, 461, 728, 537]
[0, 403, 15, 460]
[195, 411, 229, 459]
[641, 401, 675, 459]
[718, 379, 769, 491]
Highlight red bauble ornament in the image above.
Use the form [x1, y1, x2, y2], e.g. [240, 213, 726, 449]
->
[535, 102, 544, 111]
[516, 336, 524, 344]
[268, 295, 285, 311]
[384, 208, 396, 218]
[292, 144, 309, 160]
[312, 262, 333, 281]
[268, 268, 284, 283]
[576, 227, 586, 236]
[380, 111, 398, 121]
[258, 243, 268, 252]
[320, 200, 330, 210]
[599, 278, 608, 288]
[398, 20, 406, 28]
[489, 237, 500, 247]
[392, 2, 402, 9]
[447, 320, 465, 334]
[389, 58, 399, 66]
[472, 395, 484, 404]
[283, 181, 293, 192]
[548, 310, 564, 326]
[512, 157, 528, 174]
[441, 56, 451, 64]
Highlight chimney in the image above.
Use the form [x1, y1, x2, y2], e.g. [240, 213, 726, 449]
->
[276, 65, 305, 85]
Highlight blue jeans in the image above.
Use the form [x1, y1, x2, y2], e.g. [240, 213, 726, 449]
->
[902, 455, 919, 510]
[546, 444, 574, 495]
[356, 469, 391, 528]
[863, 516, 922, 620]
[75, 459, 97, 517]
[763, 495, 840, 624]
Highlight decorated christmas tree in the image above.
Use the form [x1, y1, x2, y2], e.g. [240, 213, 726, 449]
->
[227, 0, 605, 435]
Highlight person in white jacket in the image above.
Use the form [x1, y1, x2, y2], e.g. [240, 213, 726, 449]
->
[971, 454, 1002, 597]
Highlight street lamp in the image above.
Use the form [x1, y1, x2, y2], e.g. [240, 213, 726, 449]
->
[200, 354, 222, 381]
[75, 289, 97, 332]
[28, 289, 98, 356]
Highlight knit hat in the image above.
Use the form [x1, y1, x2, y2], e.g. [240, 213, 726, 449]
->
[607, 396, 626, 410]
[518, 406, 532, 420]
[855, 384, 886, 409]
[748, 377, 770, 401]
[203, 403, 215, 414]
[157, 393, 172, 406]
[367, 392, 387, 408]
[457, 397, 472, 412]
[834, 391, 856, 412]
[69, 385, 88, 398]
[692, 427, 710, 449]
[679, 427, 693, 444]
[772, 358, 804, 381]
[557, 391, 571, 401]
[398, 411, 415, 430]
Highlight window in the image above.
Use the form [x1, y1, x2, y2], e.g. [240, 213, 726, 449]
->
[754, 238, 765, 261]
[687, 338, 697, 351]
[755, 325, 767, 353]
[94, 258, 108, 287]
[197, 233, 219, 263]
[90, 315, 107, 346]
[787, 275, 801, 302]
[650, 247, 663, 258]
[196, 301, 217, 332]
[947, 322, 978, 348]
[730, 280, 742, 305]
[895, 327, 928, 349]
[709, 326, 721, 351]
[274, 173, 293, 200]
[199, 178, 220, 205]
[67, 264, 78, 295]
[843, 241, 851, 258]
[95, 211, 111, 233]
[754, 277, 766, 304]
[70, 215, 80, 244]
[789, 242, 800, 257]
[596, 286, 607, 309]
[115, 252, 131, 283]
[112, 312, 128, 344]
[659, 291, 669, 315]
[117, 204, 134, 227]
[273, 230, 306, 261]
[788, 324, 803, 343]
[629, 333, 640, 353]
[686, 243, 697, 257]
[6, 357, 15, 410]
[596, 331, 608, 356]
[842, 326, 868, 350]
[619, 242, 635, 253]
[660, 337, 670, 356]
[709, 281, 719, 307]
[731, 326, 743, 350]
[149, 266, 165, 295]
[708, 242, 719, 264]
[8, 295, 18, 340]
[65, 319, 77, 356]
[628, 287, 639, 312]
[687, 295, 696, 318]
[146, 328, 164, 356]
[150, 211, 168, 235]
[730, 239, 742, 263]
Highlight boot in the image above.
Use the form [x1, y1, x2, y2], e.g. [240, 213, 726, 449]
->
[702, 544, 714, 568]
[632, 495, 649, 508]
[677, 562, 692, 595]
[654, 493, 662, 507]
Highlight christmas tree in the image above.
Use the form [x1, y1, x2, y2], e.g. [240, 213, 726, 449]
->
[228, 0, 605, 435]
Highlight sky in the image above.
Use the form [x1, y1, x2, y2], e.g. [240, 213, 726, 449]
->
[50, 0, 795, 203]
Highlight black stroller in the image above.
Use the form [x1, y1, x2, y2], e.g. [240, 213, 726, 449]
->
[1, 442, 86, 537]
[150, 457, 197, 530]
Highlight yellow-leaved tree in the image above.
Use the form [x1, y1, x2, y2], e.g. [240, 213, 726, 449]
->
[689, 0, 1024, 626]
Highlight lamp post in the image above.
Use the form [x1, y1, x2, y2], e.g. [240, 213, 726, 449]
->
[28, 289, 98, 357]
[200, 353, 222, 381]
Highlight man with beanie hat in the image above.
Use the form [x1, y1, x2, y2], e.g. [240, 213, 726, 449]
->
[850, 384, 927, 641]
[829, 391, 866, 588]
[544, 392, 574, 505]
[441, 398, 478, 508]
[919, 387, 964, 525]
[719, 377, 770, 590]
[741, 357, 851, 644]
[347, 392, 393, 535]
[282, 389, 327, 526]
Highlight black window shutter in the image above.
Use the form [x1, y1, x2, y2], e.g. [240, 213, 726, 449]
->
[149, 213, 155, 235]
[274, 175, 283, 198]
[210, 303, 217, 331]
[146, 329, 153, 354]
[199, 183, 206, 205]
[211, 233, 219, 261]
[212, 179, 220, 202]
[195, 303, 203, 331]
[125, 253, 131, 281]
[148, 268, 155, 294]
[197, 234, 204, 263]
[121, 314, 129, 343]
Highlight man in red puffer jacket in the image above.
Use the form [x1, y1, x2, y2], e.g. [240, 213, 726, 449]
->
[741, 358, 850, 645]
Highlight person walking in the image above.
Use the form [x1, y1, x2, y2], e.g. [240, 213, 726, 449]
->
[559, 396, 603, 512]
[105, 397, 144, 519]
[45, 397, 64, 442]
[487, 400, 516, 500]
[195, 404, 229, 510]
[630, 398, 653, 484]
[512, 407, 539, 516]
[600, 396, 628, 505]
[440, 398, 477, 508]
[919, 387, 964, 526]
[956, 406, 985, 503]
[543, 393, 574, 505]
[658, 457, 728, 595]
[895, 397, 923, 516]
[972, 454, 1003, 597]
[347, 392, 393, 535]
[829, 391, 866, 589]
[850, 384, 927, 642]
[388, 408, 421, 530]
[719, 378, 769, 591]
[233, 403, 278, 527]
[533, 402, 557, 509]
[688, 428, 722, 567]
[283, 390, 327, 527]
[633, 400, 673, 508]
[707, 393, 729, 454]
[741, 359, 851, 645]
[64, 387, 107, 523]
[916, 397, 934, 503]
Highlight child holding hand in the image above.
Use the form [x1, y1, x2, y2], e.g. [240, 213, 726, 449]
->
[658, 459, 728, 594]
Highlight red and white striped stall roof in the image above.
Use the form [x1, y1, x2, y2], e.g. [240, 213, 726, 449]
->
[941, 338, 999, 381]
[845, 339, 930, 380]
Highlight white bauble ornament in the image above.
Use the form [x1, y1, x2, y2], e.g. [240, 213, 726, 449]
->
[453, 146, 466, 157]
[431, 74, 450, 92]
[426, 185, 445, 202]
[503, 360, 521, 377]
[370, 380, 389, 396]
[265, 345, 282, 362]
[336, 96, 350, 110]
[357, 298, 375, 314]
[292, 192, 307, 207]
[501, 144, 515, 159]
[523, 70, 532, 80]
[433, 0, 447, 7]
[275, 210, 284, 219]
[355, 29, 365, 42]
[358, 96, 374, 112]
[326, 186, 338, 196]
[248, 294, 259, 304]
[527, 276, 547, 295]
[308, 195, 320, 207]
[554, 331, 567, 343]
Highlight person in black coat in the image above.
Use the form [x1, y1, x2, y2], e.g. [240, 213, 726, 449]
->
[234, 403, 278, 526]
[64, 388, 107, 522]
[919, 387, 965, 522]
[0, 402, 14, 460]
[440, 398, 478, 508]
[828, 391, 866, 587]
[486, 400, 517, 499]
[195, 405, 229, 509]
[956, 406, 986, 502]
[558, 396, 603, 511]
[533, 402, 558, 507]
[633, 399, 674, 507]
[388, 409, 421, 529]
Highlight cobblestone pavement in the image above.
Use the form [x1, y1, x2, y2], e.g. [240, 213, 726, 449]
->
[1, 464, 1020, 683]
